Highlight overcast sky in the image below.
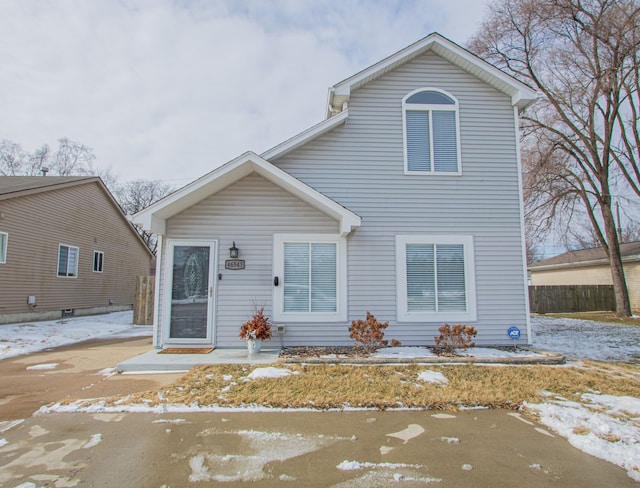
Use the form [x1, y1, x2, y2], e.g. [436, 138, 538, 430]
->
[0, 0, 492, 184]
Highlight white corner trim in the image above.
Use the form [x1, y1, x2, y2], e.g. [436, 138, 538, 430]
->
[395, 235, 477, 323]
[513, 107, 532, 343]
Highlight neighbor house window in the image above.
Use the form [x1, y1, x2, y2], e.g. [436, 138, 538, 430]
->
[273, 234, 347, 322]
[93, 250, 104, 273]
[403, 88, 461, 174]
[58, 244, 79, 277]
[396, 235, 476, 322]
[0, 232, 7, 263]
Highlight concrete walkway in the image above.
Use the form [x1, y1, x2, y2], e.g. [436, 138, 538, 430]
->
[117, 347, 281, 372]
[1, 410, 636, 487]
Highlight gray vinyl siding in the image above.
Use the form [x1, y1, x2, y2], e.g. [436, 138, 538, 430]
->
[271, 52, 528, 346]
[0, 182, 152, 322]
[162, 173, 338, 347]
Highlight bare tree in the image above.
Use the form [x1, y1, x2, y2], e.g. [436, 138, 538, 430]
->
[0, 140, 28, 175]
[470, 0, 640, 317]
[0, 137, 96, 176]
[112, 179, 174, 254]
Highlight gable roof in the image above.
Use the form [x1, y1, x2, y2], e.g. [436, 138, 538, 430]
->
[0, 175, 154, 256]
[529, 241, 640, 270]
[326, 32, 538, 117]
[132, 151, 361, 236]
[0, 176, 98, 199]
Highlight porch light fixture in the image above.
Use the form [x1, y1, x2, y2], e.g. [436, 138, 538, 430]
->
[229, 241, 239, 259]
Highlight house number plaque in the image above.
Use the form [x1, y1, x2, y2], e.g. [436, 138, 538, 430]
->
[225, 259, 246, 270]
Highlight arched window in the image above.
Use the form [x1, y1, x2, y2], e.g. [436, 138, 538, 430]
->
[402, 88, 461, 174]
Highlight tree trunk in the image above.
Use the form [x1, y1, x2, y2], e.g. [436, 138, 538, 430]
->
[601, 203, 632, 317]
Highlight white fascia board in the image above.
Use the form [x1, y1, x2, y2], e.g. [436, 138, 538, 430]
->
[132, 150, 361, 236]
[261, 110, 348, 160]
[250, 156, 361, 236]
[529, 254, 640, 272]
[331, 32, 537, 110]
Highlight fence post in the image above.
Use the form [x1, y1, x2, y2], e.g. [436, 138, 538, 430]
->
[133, 276, 155, 325]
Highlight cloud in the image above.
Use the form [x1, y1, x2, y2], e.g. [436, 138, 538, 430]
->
[0, 0, 491, 184]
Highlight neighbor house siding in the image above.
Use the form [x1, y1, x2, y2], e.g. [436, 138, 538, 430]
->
[0, 181, 152, 322]
[271, 52, 528, 345]
[162, 173, 338, 347]
[530, 263, 640, 312]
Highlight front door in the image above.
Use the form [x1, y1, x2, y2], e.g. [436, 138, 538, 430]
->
[164, 240, 217, 345]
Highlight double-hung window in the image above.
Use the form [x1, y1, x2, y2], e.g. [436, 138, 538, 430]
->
[403, 88, 461, 174]
[93, 250, 104, 273]
[273, 234, 346, 322]
[58, 244, 79, 278]
[396, 235, 476, 322]
[0, 231, 7, 263]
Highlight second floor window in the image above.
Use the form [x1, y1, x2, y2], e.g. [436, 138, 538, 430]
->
[403, 88, 461, 174]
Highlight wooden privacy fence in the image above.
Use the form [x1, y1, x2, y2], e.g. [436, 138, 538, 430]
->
[528, 285, 615, 313]
[133, 275, 155, 325]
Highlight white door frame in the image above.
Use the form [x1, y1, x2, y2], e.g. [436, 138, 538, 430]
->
[163, 239, 218, 346]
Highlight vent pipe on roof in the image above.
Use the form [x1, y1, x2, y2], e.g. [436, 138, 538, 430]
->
[41, 167, 49, 176]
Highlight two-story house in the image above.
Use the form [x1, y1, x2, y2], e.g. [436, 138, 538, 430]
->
[133, 33, 537, 349]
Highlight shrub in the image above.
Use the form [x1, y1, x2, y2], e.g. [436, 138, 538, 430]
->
[239, 307, 273, 341]
[349, 311, 390, 353]
[434, 324, 477, 355]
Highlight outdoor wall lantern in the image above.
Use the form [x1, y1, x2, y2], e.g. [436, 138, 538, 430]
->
[229, 241, 239, 259]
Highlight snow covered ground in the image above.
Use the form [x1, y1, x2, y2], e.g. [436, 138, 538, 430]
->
[0, 311, 151, 360]
[530, 315, 640, 363]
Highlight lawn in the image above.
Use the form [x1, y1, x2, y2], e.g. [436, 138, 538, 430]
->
[121, 361, 640, 411]
[542, 312, 640, 327]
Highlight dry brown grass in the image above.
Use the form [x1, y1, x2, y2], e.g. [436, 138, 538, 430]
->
[120, 361, 640, 411]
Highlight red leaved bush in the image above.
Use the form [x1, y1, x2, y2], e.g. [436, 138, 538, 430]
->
[349, 311, 390, 353]
[239, 307, 273, 341]
[434, 324, 477, 355]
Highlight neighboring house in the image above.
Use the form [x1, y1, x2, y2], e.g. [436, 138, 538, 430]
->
[0, 176, 153, 324]
[134, 33, 537, 349]
[529, 241, 640, 313]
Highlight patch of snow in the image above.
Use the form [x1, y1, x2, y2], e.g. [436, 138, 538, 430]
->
[98, 367, 117, 376]
[0, 311, 151, 360]
[247, 367, 294, 379]
[336, 460, 424, 471]
[440, 436, 460, 443]
[531, 316, 640, 362]
[83, 433, 103, 449]
[26, 363, 59, 370]
[462, 347, 541, 358]
[431, 413, 456, 419]
[417, 370, 449, 384]
[371, 347, 437, 359]
[525, 392, 640, 481]
[0, 438, 8, 447]
[14, 483, 37, 488]
[222, 374, 233, 381]
[152, 418, 188, 424]
[387, 424, 425, 443]
[0, 419, 25, 433]
[461, 464, 473, 471]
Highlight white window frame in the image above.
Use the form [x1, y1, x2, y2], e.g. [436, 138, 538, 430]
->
[57, 244, 79, 278]
[273, 234, 347, 322]
[402, 87, 462, 175]
[396, 235, 476, 322]
[0, 231, 7, 264]
[93, 250, 104, 273]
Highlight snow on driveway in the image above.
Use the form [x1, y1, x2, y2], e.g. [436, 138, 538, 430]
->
[531, 315, 640, 363]
[0, 311, 151, 360]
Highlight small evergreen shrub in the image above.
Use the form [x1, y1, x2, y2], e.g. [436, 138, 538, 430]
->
[434, 324, 477, 355]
